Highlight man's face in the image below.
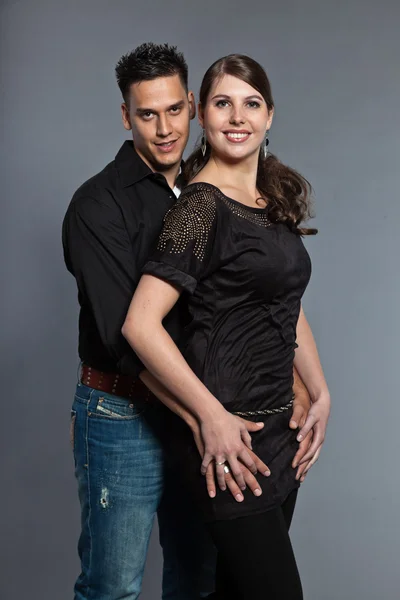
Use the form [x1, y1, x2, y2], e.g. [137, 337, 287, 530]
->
[121, 74, 195, 173]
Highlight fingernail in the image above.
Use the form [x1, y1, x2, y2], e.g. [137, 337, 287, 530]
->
[221, 486, 226, 492]
[241, 485, 246, 491]
[254, 488, 262, 496]
[290, 420, 297, 427]
[264, 470, 271, 477]
[292, 461, 298, 468]
[257, 422, 264, 427]
[209, 490, 216, 498]
[297, 434, 303, 442]
[235, 494, 244, 502]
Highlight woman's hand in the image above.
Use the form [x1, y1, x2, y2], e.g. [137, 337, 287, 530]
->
[192, 416, 270, 499]
[195, 407, 270, 490]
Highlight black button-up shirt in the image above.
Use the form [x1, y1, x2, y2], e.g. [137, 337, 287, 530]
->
[62, 141, 183, 377]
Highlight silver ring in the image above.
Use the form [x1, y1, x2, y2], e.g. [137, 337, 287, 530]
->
[223, 465, 230, 474]
[215, 461, 226, 466]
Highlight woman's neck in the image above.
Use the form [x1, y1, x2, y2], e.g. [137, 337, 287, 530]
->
[197, 152, 259, 198]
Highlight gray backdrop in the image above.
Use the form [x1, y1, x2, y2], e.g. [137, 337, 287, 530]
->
[1, 0, 399, 598]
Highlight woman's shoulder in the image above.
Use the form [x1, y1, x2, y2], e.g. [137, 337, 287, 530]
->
[180, 181, 221, 203]
[172, 182, 221, 220]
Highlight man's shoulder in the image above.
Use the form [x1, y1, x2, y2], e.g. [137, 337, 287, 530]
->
[71, 159, 118, 207]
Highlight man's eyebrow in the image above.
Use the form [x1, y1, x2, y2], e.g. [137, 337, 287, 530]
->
[211, 93, 264, 102]
[136, 100, 185, 115]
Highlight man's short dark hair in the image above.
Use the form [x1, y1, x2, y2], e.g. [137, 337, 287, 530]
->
[115, 42, 188, 102]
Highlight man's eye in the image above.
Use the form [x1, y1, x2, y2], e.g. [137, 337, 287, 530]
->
[170, 106, 181, 114]
[142, 112, 153, 119]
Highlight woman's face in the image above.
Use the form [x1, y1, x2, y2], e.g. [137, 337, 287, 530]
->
[200, 74, 273, 163]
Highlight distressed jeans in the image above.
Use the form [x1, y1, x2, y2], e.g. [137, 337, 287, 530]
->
[71, 382, 216, 600]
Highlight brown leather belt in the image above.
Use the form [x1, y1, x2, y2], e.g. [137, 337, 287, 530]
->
[81, 364, 151, 400]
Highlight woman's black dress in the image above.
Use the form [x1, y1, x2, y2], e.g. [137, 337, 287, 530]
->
[143, 182, 312, 522]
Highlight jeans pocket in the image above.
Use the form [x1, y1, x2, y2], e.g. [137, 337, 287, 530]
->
[91, 393, 147, 420]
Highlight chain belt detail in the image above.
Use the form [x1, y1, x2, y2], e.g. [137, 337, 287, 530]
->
[232, 399, 293, 418]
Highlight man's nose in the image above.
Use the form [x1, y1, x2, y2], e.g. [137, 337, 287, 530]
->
[157, 115, 173, 137]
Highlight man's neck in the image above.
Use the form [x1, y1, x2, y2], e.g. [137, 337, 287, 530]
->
[161, 165, 181, 190]
[134, 146, 181, 189]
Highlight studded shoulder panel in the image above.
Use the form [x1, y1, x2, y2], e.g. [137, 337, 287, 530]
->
[157, 186, 217, 262]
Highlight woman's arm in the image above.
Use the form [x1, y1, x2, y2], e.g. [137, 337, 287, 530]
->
[122, 274, 270, 491]
[293, 305, 331, 466]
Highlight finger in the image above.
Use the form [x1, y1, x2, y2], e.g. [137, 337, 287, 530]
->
[289, 404, 305, 430]
[298, 429, 324, 465]
[227, 456, 247, 490]
[205, 463, 216, 498]
[215, 457, 227, 491]
[292, 430, 313, 468]
[295, 460, 309, 481]
[303, 446, 321, 474]
[249, 451, 271, 477]
[242, 468, 262, 497]
[297, 413, 318, 442]
[240, 428, 253, 450]
[200, 452, 213, 476]
[237, 417, 264, 432]
[224, 472, 244, 502]
[237, 448, 258, 476]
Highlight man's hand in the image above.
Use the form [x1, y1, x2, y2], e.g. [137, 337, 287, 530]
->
[205, 448, 268, 501]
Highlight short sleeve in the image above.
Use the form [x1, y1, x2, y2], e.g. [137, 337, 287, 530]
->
[142, 187, 217, 293]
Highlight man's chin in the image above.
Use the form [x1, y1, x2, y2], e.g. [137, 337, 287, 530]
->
[151, 152, 182, 172]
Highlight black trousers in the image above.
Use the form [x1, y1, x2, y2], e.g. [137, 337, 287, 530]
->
[206, 490, 303, 600]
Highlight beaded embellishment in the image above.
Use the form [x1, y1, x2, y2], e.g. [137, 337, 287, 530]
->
[157, 183, 271, 261]
[219, 194, 271, 228]
[157, 190, 217, 261]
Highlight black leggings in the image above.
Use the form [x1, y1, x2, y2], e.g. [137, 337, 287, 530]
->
[207, 490, 303, 600]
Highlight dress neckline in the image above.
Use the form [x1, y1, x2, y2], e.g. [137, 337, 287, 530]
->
[184, 182, 269, 214]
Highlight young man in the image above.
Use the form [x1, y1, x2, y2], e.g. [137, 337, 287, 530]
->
[63, 43, 314, 600]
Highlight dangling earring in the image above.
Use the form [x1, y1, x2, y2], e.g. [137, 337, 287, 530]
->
[201, 129, 207, 157]
[262, 130, 270, 159]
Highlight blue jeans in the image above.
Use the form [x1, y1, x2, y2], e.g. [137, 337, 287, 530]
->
[71, 382, 216, 600]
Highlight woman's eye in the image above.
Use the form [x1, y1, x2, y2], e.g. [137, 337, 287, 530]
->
[215, 100, 229, 108]
[247, 101, 261, 108]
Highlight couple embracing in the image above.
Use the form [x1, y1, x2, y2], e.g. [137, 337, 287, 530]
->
[63, 42, 330, 600]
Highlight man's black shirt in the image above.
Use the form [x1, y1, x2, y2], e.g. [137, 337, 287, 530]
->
[62, 141, 183, 377]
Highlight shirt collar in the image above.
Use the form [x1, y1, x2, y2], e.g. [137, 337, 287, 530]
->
[115, 140, 185, 190]
[115, 141, 153, 188]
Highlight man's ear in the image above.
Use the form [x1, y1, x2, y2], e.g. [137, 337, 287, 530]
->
[188, 91, 196, 120]
[121, 103, 132, 131]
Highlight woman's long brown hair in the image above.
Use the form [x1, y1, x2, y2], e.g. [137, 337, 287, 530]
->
[184, 54, 317, 235]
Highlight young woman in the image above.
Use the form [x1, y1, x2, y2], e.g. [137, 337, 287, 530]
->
[122, 54, 330, 599]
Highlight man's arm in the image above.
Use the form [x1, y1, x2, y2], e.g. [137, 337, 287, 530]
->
[62, 191, 143, 375]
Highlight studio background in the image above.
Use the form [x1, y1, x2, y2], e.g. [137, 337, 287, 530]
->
[1, 1, 399, 598]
